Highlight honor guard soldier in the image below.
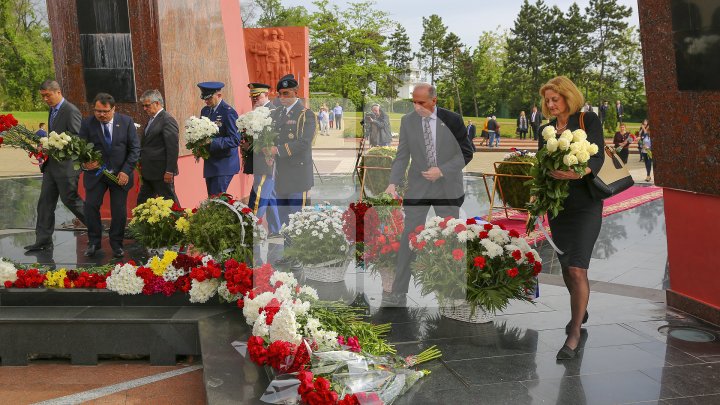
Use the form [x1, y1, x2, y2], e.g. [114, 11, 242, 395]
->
[198, 81, 240, 196]
[265, 74, 316, 227]
[243, 82, 281, 236]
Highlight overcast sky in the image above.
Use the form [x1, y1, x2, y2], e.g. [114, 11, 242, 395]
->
[274, 0, 639, 50]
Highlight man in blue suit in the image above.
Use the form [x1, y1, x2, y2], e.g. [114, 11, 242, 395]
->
[198, 82, 240, 196]
[80, 93, 140, 258]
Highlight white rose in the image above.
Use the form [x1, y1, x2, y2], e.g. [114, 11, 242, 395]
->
[542, 126, 556, 141]
[557, 138, 570, 151]
[576, 151, 591, 163]
[546, 137, 559, 153]
[563, 154, 579, 166]
[560, 130, 573, 141]
[572, 129, 587, 142]
[587, 143, 599, 156]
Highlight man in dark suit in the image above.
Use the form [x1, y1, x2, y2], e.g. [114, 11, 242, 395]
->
[25, 80, 85, 252]
[599, 100, 609, 125]
[80, 93, 140, 258]
[466, 120, 476, 152]
[529, 105, 543, 141]
[136, 90, 180, 205]
[242, 82, 281, 236]
[384, 83, 474, 305]
[198, 82, 240, 196]
[615, 100, 624, 124]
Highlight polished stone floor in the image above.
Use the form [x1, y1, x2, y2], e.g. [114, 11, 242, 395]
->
[1, 176, 718, 405]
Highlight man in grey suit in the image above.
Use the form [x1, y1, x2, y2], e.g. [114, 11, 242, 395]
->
[80, 93, 140, 258]
[136, 90, 180, 206]
[25, 80, 85, 252]
[384, 83, 474, 305]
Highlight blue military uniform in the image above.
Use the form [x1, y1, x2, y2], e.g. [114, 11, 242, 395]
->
[198, 82, 240, 195]
[245, 82, 281, 234]
[271, 75, 316, 226]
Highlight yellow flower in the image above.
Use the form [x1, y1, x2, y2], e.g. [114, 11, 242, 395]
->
[175, 217, 190, 233]
[149, 250, 178, 275]
[44, 268, 68, 288]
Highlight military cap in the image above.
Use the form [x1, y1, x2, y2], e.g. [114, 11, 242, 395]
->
[197, 81, 225, 100]
[277, 74, 298, 91]
[248, 82, 271, 96]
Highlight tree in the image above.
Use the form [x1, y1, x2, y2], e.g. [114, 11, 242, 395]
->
[418, 14, 447, 86]
[0, 0, 54, 110]
[612, 27, 646, 121]
[585, 0, 632, 99]
[439, 32, 464, 115]
[380, 23, 412, 105]
[255, 0, 310, 27]
[240, 0, 260, 27]
[556, 3, 593, 95]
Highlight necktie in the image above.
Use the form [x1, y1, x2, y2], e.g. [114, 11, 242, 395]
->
[146, 117, 154, 134]
[423, 117, 436, 167]
[49, 108, 58, 129]
[102, 123, 112, 150]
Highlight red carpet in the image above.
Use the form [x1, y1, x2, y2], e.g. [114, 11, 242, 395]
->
[483, 186, 664, 243]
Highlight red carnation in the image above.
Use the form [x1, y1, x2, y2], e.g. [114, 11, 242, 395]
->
[479, 231, 489, 239]
[525, 252, 536, 263]
[533, 261, 542, 275]
[473, 256, 486, 268]
[434, 239, 446, 247]
[415, 224, 425, 233]
[454, 224, 466, 233]
[4, 281, 12, 288]
[466, 218, 477, 225]
[452, 249, 464, 261]
[241, 207, 252, 214]
[507, 267, 519, 278]
[509, 229, 520, 238]
[484, 224, 494, 231]
[512, 250, 522, 261]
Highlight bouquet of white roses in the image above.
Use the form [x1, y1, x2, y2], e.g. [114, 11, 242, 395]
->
[525, 126, 599, 233]
[184, 116, 219, 161]
[42, 131, 121, 184]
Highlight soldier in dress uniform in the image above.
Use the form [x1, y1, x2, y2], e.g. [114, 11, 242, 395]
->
[264, 74, 316, 227]
[197, 81, 240, 196]
[242, 82, 281, 236]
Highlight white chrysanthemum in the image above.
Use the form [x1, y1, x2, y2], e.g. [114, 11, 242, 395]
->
[563, 154, 579, 166]
[456, 230, 469, 243]
[162, 265, 187, 282]
[184, 116, 219, 143]
[105, 263, 144, 295]
[189, 278, 220, 303]
[511, 237, 532, 253]
[542, 126, 556, 141]
[218, 280, 241, 302]
[201, 255, 214, 266]
[299, 286, 319, 301]
[268, 306, 302, 345]
[252, 312, 270, 338]
[480, 239, 504, 258]
[270, 271, 298, 289]
[243, 291, 274, 325]
[289, 299, 311, 317]
[0, 258, 18, 285]
[488, 228, 510, 245]
[572, 129, 587, 143]
[546, 137, 559, 153]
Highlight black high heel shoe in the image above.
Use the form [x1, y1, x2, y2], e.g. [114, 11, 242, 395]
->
[565, 311, 589, 334]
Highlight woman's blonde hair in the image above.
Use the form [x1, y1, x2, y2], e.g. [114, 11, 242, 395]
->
[539, 76, 584, 118]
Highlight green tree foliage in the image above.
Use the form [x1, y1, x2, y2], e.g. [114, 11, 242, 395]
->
[254, 0, 310, 27]
[0, 0, 54, 110]
[418, 14, 447, 86]
[585, 0, 633, 99]
[440, 32, 464, 116]
[378, 24, 412, 105]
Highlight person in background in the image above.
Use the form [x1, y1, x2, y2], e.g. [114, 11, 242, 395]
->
[615, 100, 624, 124]
[329, 108, 334, 129]
[366, 103, 392, 147]
[467, 120, 476, 151]
[480, 116, 490, 146]
[640, 124, 653, 182]
[487, 115, 499, 147]
[35, 122, 47, 138]
[599, 101, 609, 125]
[516, 111, 528, 140]
[530, 105, 543, 141]
[318, 106, 330, 136]
[333, 102, 343, 130]
[613, 123, 632, 164]
[638, 119, 649, 162]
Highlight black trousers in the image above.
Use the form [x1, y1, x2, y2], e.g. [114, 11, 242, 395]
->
[34, 170, 85, 245]
[530, 125, 540, 140]
[84, 180, 128, 250]
[137, 177, 180, 206]
[392, 194, 463, 294]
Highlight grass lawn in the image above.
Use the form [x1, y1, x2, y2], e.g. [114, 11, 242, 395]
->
[0, 111, 47, 131]
[342, 111, 639, 139]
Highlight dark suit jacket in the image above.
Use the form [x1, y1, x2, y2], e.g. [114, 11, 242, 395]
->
[44, 99, 82, 177]
[79, 113, 140, 191]
[272, 100, 316, 193]
[139, 109, 179, 181]
[530, 111, 543, 127]
[390, 107, 474, 201]
[467, 124, 476, 138]
[201, 99, 240, 178]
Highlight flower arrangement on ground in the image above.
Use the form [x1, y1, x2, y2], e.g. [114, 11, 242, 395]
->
[411, 217, 542, 316]
[495, 148, 537, 210]
[341, 199, 377, 263]
[184, 116, 219, 161]
[281, 204, 349, 266]
[0, 258, 18, 287]
[359, 146, 403, 197]
[186, 193, 265, 263]
[0, 114, 46, 165]
[526, 126, 599, 233]
[129, 197, 194, 249]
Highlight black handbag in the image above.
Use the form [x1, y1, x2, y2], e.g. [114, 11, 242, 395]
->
[580, 112, 634, 199]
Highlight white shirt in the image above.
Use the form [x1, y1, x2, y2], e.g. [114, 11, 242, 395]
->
[102, 118, 114, 142]
[284, 99, 300, 115]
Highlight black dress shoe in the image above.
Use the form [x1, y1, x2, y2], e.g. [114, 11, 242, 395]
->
[565, 311, 589, 334]
[84, 245, 99, 257]
[24, 243, 53, 252]
[112, 248, 125, 258]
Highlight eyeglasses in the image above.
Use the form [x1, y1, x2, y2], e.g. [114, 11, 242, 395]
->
[94, 108, 114, 114]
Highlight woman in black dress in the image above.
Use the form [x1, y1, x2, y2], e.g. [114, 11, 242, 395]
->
[613, 123, 632, 164]
[538, 76, 606, 360]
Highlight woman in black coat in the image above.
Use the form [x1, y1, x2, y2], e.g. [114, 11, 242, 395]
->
[613, 123, 632, 164]
[538, 76, 605, 360]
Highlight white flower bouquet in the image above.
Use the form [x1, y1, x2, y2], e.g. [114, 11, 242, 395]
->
[236, 106, 276, 151]
[184, 116, 219, 161]
[526, 126, 600, 232]
[280, 204, 350, 266]
[0, 257, 18, 286]
[41, 131, 120, 184]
